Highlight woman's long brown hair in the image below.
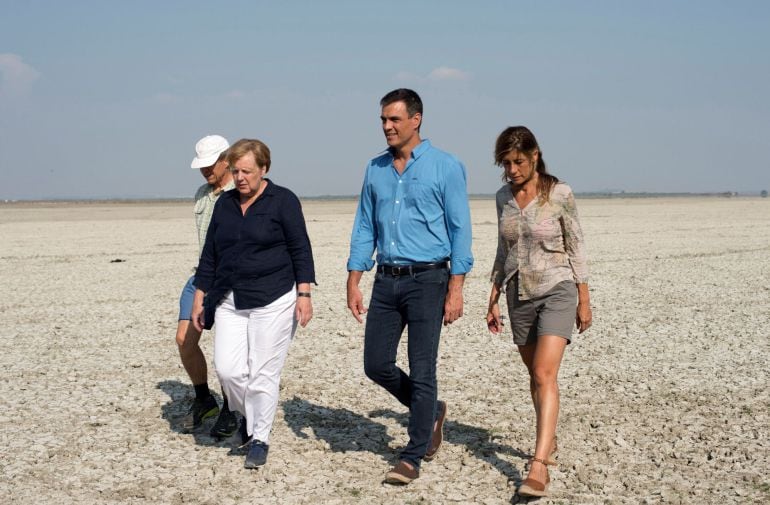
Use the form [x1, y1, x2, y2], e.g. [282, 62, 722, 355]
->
[494, 126, 559, 203]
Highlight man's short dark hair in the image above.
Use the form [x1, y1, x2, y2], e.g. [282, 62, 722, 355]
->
[380, 88, 423, 118]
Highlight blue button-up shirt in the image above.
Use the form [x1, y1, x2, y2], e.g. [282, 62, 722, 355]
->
[347, 139, 473, 275]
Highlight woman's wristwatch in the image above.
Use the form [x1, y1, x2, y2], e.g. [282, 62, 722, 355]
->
[297, 292, 311, 298]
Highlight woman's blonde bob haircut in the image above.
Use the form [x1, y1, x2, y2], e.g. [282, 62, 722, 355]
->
[226, 138, 271, 173]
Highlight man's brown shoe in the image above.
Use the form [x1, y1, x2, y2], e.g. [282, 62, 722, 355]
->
[423, 400, 447, 461]
[384, 460, 419, 485]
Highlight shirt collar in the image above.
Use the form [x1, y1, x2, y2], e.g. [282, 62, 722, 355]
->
[223, 178, 273, 202]
[261, 178, 275, 196]
[209, 180, 235, 197]
[386, 138, 431, 160]
[411, 139, 431, 159]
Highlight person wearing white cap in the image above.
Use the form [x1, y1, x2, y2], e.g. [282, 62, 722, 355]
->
[177, 135, 237, 437]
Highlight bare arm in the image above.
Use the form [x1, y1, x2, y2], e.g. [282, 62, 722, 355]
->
[295, 282, 313, 328]
[575, 283, 592, 333]
[191, 288, 206, 332]
[486, 282, 504, 334]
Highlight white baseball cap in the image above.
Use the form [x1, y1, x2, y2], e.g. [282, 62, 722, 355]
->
[191, 135, 230, 169]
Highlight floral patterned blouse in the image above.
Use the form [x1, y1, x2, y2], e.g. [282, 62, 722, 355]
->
[490, 182, 589, 300]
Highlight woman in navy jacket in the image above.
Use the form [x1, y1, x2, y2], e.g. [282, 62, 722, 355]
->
[192, 138, 315, 469]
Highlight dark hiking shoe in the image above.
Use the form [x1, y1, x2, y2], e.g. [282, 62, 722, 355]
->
[181, 395, 219, 432]
[209, 408, 239, 439]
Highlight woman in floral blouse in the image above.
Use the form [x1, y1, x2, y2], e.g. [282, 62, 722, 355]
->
[486, 126, 592, 498]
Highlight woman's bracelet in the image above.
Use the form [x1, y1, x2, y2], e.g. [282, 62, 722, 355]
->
[297, 292, 311, 298]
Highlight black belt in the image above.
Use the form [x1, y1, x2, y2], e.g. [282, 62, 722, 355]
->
[377, 261, 448, 276]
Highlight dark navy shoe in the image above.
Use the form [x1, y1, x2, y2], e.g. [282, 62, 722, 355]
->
[244, 439, 269, 469]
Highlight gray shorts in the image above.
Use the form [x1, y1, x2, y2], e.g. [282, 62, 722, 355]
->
[506, 279, 577, 345]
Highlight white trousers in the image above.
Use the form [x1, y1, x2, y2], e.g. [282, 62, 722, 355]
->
[214, 289, 297, 443]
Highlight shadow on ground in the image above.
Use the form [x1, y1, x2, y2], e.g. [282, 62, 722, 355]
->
[283, 395, 528, 485]
[157, 379, 238, 448]
[283, 396, 396, 462]
[369, 407, 528, 486]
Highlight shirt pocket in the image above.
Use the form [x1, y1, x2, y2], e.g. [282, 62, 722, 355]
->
[404, 182, 436, 209]
[499, 208, 520, 242]
[533, 217, 565, 252]
[193, 198, 207, 216]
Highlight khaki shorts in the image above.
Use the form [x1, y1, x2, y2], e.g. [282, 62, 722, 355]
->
[506, 279, 577, 345]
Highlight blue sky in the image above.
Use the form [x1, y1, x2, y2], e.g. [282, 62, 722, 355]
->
[1, 0, 769, 199]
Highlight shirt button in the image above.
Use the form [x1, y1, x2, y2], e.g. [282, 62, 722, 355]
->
[399, 180, 403, 183]
[395, 200, 400, 204]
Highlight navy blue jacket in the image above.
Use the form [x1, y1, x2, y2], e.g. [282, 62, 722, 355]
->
[194, 179, 315, 327]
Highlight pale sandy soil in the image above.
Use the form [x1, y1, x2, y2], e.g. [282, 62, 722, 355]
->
[0, 197, 768, 505]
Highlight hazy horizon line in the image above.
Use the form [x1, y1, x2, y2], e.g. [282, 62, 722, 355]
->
[2, 190, 768, 205]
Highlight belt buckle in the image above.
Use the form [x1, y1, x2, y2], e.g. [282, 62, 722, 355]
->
[392, 265, 410, 277]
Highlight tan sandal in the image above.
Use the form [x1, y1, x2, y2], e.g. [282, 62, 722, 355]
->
[518, 457, 552, 497]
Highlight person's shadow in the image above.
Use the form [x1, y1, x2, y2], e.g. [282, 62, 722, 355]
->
[283, 396, 528, 486]
[368, 408, 528, 486]
[282, 396, 397, 462]
[157, 379, 234, 447]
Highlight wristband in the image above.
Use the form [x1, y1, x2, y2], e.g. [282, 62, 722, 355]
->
[297, 292, 311, 298]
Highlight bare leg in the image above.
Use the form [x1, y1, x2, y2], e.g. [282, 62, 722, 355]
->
[517, 334, 567, 483]
[176, 319, 207, 385]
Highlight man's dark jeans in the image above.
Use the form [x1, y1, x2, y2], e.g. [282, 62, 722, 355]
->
[363, 267, 448, 468]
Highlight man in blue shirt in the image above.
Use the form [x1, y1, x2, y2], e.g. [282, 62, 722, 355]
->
[347, 88, 473, 484]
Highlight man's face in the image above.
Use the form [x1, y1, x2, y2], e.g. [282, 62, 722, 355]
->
[199, 158, 229, 187]
[381, 101, 421, 151]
